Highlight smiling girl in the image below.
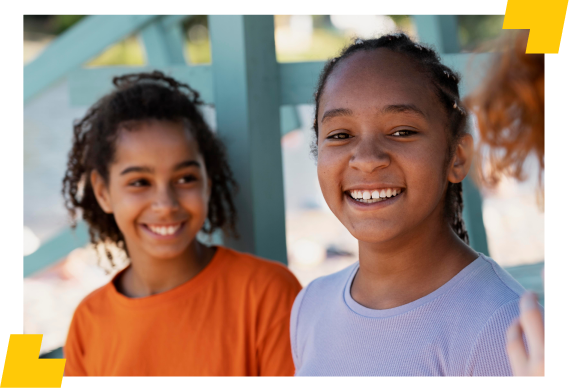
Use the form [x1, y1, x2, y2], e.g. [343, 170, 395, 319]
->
[290, 34, 527, 376]
[62, 72, 301, 376]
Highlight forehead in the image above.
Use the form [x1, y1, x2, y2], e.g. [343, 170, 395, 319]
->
[319, 48, 444, 121]
[113, 120, 202, 166]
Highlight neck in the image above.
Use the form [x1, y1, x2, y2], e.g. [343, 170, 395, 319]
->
[353, 217, 478, 310]
[118, 240, 214, 298]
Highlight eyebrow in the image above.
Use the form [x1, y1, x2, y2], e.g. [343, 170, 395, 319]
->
[320, 108, 354, 124]
[120, 160, 201, 175]
[320, 104, 425, 125]
[381, 104, 426, 117]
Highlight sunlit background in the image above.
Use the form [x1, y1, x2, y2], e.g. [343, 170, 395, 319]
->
[24, 15, 543, 356]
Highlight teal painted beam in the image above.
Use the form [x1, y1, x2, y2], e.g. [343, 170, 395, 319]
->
[280, 105, 301, 136]
[279, 61, 326, 105]
[66, 53, 494, 107]
[161, 15, 191, 29]
[462, 176, 489, 256]
[24, 222, 89, 278]
[24, 15, 159, 104]
[141, 17, 187, 66]
[68, 65, 214, 106]
[413, 15, 461, 53]
[209, 15, 287, 264]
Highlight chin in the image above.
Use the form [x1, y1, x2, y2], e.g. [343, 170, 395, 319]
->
[147, 245, 190, 260]
[345, 220, 402, 244]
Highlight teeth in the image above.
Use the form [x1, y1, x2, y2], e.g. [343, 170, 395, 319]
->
[148, 224, 181, 236]
[349, 188, 403, 203]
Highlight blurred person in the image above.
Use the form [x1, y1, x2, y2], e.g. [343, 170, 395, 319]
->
[61, 72, 301, 376]
[465, 30, 545, 376]
[290, 33, 527, 376]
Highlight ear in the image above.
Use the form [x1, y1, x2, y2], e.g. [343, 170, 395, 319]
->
[447, 134, 473, 183]
[90, 170, 113, 214]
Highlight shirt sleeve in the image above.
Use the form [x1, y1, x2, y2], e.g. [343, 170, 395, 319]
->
[255, 266, 302, 376]
[63, 306, 89, 376]
[464, 299, 522, 376]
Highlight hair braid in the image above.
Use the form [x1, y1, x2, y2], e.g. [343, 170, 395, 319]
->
[312, 33, 470, 244]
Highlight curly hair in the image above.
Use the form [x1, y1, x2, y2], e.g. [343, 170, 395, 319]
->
[62, 71, 238, 264]
[465, 30, 544, 188]
[312, 33, 470, 244]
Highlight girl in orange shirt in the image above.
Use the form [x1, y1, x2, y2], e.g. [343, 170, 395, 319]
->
[62, 72, 302, 376]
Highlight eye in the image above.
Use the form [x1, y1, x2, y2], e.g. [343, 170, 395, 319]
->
[327, 132, 352, 140]
[129, 179, 149, 187]
[391, 129, 416, 137]
[177, 175, 197, 184]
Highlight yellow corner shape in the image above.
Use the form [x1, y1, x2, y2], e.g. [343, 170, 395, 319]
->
[1, 335, 65, 388]
[504, 0, 569, 53]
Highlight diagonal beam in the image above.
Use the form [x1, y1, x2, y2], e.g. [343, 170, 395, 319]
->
[66, 53, 495, 107]
[24, 222, 89, 278]
[24, 15, 159, 104]
[68, 65, 214, 105]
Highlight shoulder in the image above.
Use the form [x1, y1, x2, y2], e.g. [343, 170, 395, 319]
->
[297, 262, 356, 304]
[71, 280, 115, 321]
[291, 262, 356, 323]
[66, 280, 115, 344]
[216, 246, 302, 292]
[473, 254, 526, 309]
[456, 254, 525, 315]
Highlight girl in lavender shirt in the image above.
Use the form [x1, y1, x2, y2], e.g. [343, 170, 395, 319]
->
[290, 33, 534, 376]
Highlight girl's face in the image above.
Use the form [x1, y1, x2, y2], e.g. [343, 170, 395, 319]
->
[317, 49, 469, 244]
[92, 120, 211, 261]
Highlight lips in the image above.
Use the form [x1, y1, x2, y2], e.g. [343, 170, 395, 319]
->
[141, 222, 185, 237]
[345, 187, 405, 204]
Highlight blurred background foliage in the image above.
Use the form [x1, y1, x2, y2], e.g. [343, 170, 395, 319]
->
[24, 15, 507, 67]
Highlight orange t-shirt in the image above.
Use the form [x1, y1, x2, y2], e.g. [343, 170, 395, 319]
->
[63, 246, 302, 376]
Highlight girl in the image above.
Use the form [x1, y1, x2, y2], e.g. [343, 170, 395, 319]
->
[62, 72, 302, 376]
[290, 34, 527, 376]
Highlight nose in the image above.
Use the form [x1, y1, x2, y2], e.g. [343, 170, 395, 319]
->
[349, 137, 391, 173]
[151, 184, 180, 214]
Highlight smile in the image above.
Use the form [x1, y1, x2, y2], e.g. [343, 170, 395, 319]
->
[143, 222, 184, 236]
[348, 188, 404, 204]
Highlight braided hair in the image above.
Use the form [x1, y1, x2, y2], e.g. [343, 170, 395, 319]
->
[62, 71, 238, 265]
[312, 33, 470, 244]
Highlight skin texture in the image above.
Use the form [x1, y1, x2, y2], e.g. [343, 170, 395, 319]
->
[91, 120, 214, 298]
[316, 48, 478, 310]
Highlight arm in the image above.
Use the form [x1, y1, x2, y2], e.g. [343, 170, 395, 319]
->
[464, 299, 521, 376]
[255, 267, 302, 376]
[63, 308, 88, 376]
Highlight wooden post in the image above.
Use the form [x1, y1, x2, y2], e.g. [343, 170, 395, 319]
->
[209, 15, 287, 264]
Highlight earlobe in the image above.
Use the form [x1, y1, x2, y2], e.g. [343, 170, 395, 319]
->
[90, 170, 113, 214]
[448, 134, 474, 183]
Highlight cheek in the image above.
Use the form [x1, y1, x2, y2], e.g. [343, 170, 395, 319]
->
[108, 186, 146, 224]
[179, 187, 210, 216]
[317, 150, 343, 196]
[401, 143, 448, 201]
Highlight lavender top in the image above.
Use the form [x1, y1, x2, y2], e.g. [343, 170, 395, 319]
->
[290, 254, 528, 376]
